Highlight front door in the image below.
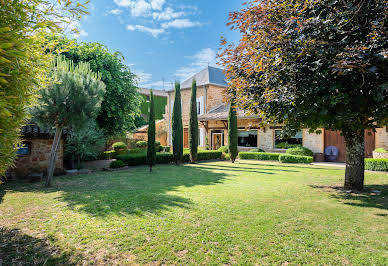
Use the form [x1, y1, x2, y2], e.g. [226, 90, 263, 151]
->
[212, 133, 222, 150]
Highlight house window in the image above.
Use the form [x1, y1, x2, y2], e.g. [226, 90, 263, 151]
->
[238, 130, 258, 147]
[274, 129, 302, 149]
[197, 100, 201, 115]
[16, 142, 31, 156]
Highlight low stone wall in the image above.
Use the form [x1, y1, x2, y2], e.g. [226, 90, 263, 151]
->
[11, 138, 64, 178]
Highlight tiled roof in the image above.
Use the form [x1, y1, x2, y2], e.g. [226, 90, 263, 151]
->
[198, 104, 261, 121]
[168, 66, 228, 91]
[21, 124, 66, 138]
[139, 88, 168, 97]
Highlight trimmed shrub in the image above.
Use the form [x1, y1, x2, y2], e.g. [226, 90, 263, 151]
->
[112, 142, 127, 151]
[117, 150, 223, 166]
[249, 148, 265, 152]
[239, 152, 281, 161]
[110, 160, 125, 168]
[365, 159, 388, 171]
[218, 146, 229, 154]
[136, 141, 148, 148]
[374, 148, 388, 153]
[128, 148, 145, 154]
[224, 153, 231, 161]
[161, 146, 170, 152]
[279, 154, 313, 164]
[98, 150, 116, 160]
[275, 142, 302, 149]
[286, 146, 313, 157]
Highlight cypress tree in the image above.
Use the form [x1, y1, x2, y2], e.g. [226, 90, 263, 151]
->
[172, 82, 183, 164]
[147, 90, 156, 172]
[228, 98, 238, 163]
[189, 79, 199, 163]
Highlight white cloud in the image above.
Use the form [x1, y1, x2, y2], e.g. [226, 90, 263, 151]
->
[134, 70, 153, 86]
[113, 0, 132, 7]
[162, 18, 200, 29]
[175, 48, 218, 80]
[131, 0, 151, 16]
[150, 0, 165, 10]
[108, 9, 122, 15]
[152, 7, 184, 21]
[75, 29, 88, 37]
[127, 24, 165, 37]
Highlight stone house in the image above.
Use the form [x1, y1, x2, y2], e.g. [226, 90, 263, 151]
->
[9, 124, 64, 179]
[133, 119, 168, 146]
[166, 66, 388, 162]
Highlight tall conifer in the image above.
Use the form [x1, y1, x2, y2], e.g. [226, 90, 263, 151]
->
[172, 82, 183, 164]
[147, 90, 156, 172]
[189, 79, 198, 163]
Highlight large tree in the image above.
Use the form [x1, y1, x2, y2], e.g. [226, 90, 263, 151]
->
[33, 57, 105, 186]
[0, 0, 87, 177]
[189, 79, 199, 163]
[172, 82, 183, 164]
[61, 41, 142, 138]
[147, 90, 156, 172]
[220, 0, 388, 190]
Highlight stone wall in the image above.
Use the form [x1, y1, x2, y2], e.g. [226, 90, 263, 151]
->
[376, 126, 388, 150]
[302, 129, 324, 153]
[12, 138, 64, 178]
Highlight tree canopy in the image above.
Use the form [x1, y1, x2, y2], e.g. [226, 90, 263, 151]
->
[220, 0, 388, 190]
[61, 40, 142, 138]
[0, 0, 88, 177]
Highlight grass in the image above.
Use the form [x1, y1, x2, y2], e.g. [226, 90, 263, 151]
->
[0, 161, 387, 265]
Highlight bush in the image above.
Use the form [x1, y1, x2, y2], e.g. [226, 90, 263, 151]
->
[161, 146, 170, 152]
[365, 159, 388, 171]
[249, 148, 265, 152]
[224, 153, 231, 160]
[239, 152, 281, 161]
[110, 160, 125, 168]
[128, 148, 145, 154]
[112, 142, 127, 151]
[286, 146, 313, 157]
[117, 150, 223, 166]
[275, 142, 302, 149]
[98, 150, 116, 160]
[374, 148, 388, 153]
[279, 154, 313, 164]
[136, 141, 148, 148]
[218, 146, 229, 154]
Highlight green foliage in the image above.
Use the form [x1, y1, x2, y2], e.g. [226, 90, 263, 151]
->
[172, 82, 183, 163]
[99, 150, 116, 160]
[365, 159, 388, 172]
[286, 147, 314, 157]
[218, 146, 229, 154]
[279, 154, 313, 164]
[117, 150, 223, 166]
[112, 142, 127, 151]
[239, 152, 281, 161]
[189, 79, 199, 163]
[275, 143, 302, 149]
[136, 141, 148, 148]
[0, 0, 87, 177]
[110, 160, 125, 169]
[147, 90, 156, 169]
[228, 99, 238, 162]
[249, 148, 265, 152]
[139, 94, 167, 122]
[61, 40, 142, 137]
[224, 153, 231, 161]
[374, 148, 388, 153]
[205, 136, 210, 150]
[162, 146, 171, 152]
[65, 121, 105, 166]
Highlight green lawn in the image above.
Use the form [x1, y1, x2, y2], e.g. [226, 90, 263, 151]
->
[0, 161, 387, 265]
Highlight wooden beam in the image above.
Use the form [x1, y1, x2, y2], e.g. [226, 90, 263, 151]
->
[221, 120, 228, 129]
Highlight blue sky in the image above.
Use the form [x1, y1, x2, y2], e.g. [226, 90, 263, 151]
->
[73, 0, 243, 90]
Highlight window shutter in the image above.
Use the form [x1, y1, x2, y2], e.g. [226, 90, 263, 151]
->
[199, 128, 205, 146]
[200, 96, 204, 115]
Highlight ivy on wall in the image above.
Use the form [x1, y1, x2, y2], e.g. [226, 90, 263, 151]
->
[140, 94, 167, 122]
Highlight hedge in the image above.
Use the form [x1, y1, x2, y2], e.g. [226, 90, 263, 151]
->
[279, 154, 313, 164]
[116, 150, 223, 166]
[239, 152, 281, 161]
[365, 159, 388, 172]
[286, 147, 313, 157]
[110, 160, 125, 168]
[218, 146, 229, 154]
[112, 142, 127, 151]
[99, 150, 116, 160]
[249, 148, 265, 152]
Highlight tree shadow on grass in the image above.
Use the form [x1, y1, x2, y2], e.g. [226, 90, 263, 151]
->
[201, 163, 299, 173]
[3, 164, 228, 217]
[310, 184, 388, 211]
[237, 161, 335, 171]
[0, 227, 81, 265]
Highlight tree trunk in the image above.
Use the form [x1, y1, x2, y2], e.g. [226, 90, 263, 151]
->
[45, 127, 62, 187]
[343, 130, 365, 191]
